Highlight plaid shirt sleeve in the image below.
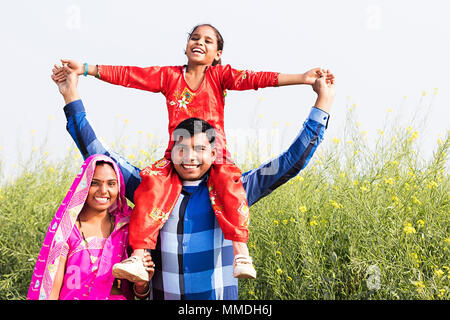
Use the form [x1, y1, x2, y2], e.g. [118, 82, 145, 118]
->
[242, 106, 329, 206]
[63, 99, 142, 203]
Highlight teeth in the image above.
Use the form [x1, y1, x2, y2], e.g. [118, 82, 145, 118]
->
[95, 197, 109, 203]
[192, 48, 204, 54]
[183, 164, 199, 168]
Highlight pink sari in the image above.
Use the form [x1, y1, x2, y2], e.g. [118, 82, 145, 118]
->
[27, 155, 133, 300]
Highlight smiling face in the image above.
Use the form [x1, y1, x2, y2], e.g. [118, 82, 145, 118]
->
[171, 132, 217, 181]
[185, 25, 223, 67]
[84, 163, 119, 213]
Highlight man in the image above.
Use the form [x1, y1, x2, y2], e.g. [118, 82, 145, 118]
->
[52, 67, 335, 300]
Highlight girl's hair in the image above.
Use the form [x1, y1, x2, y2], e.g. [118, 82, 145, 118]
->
[188, 24, 224, 66]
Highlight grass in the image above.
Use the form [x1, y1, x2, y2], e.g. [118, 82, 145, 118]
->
[0, 98, 449, 300]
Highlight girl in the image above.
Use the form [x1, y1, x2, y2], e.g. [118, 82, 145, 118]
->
[53, 24, 334, 281]
[27, 154, 151, 300]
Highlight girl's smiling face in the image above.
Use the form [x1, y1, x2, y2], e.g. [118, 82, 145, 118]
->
[84, 163, 119, 212]
[185, 25, 222, 66]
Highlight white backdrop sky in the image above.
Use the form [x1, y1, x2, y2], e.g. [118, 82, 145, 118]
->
[0, 0, 449, 178]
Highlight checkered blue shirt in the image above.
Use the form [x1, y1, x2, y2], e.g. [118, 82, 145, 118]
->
[64, 99, 329, 300]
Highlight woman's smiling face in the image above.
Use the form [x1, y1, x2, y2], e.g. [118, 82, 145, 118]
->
[84, 163, 119, 212]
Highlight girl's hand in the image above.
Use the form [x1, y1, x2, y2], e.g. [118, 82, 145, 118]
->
[302, 67, 323, 85]
[53, 59, 84, 80]
[303, 68, 335, 86]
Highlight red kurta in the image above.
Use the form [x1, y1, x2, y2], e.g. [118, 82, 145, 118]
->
[98, 64, 279, 249]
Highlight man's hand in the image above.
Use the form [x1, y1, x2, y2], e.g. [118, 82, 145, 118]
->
[133, 251, 155, 298]
[52, 59, 84, 82]
[313, 71, 336, 113]
[51, 64, 80, 104]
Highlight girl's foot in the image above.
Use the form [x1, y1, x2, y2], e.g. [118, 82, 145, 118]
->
[233, 254, 256, 279]
[112, 256, 150, 282]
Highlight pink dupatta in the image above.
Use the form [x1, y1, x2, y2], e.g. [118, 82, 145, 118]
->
[27, 155, 133, 300]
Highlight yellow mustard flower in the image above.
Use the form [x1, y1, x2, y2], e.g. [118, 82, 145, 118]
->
[435, 269, 444, 277]
[427, 181, 438, 189]
[404, 223, 416, 235]
[411, 280, 425, 292]
[412, 196, 421, 205]
[409, 131, 419, 141]
[329, 200, 343, 209]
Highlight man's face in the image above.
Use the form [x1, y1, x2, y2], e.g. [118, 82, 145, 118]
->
[171, 133, 216, 181]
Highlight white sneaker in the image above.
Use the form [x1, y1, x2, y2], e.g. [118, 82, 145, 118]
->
[233, 254, 257, 279]
[112, 256, 149, 282]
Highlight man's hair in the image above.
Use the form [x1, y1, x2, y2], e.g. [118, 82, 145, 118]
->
[172, 117, 216, 145]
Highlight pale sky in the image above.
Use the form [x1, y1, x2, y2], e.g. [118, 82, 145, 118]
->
[1, 0, 449, 178]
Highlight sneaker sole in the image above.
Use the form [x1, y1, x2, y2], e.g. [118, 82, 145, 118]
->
[234, 273, 257, 279]
[233, 267, 257, 279]
[112, 267, 149, 283]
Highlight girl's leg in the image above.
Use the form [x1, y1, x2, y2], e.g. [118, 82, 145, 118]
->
[232, 241, 249, 257]
[232, 241, 256, 279]
[208, 162, 256, 279]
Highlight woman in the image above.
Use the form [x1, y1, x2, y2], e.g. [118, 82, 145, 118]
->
[28, 154, 137, 300]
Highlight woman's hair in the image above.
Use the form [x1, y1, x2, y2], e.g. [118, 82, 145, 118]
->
[188, 24, 224, 66]
[95, 160, 115, 170]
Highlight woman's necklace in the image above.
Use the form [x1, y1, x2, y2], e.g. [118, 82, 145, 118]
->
[78, 215, 115, 271]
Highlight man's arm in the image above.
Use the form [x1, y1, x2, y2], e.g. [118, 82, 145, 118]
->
[64, 100, 142, 203]
[242, 75, 335, 206]
[52, 67, 142, 203]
